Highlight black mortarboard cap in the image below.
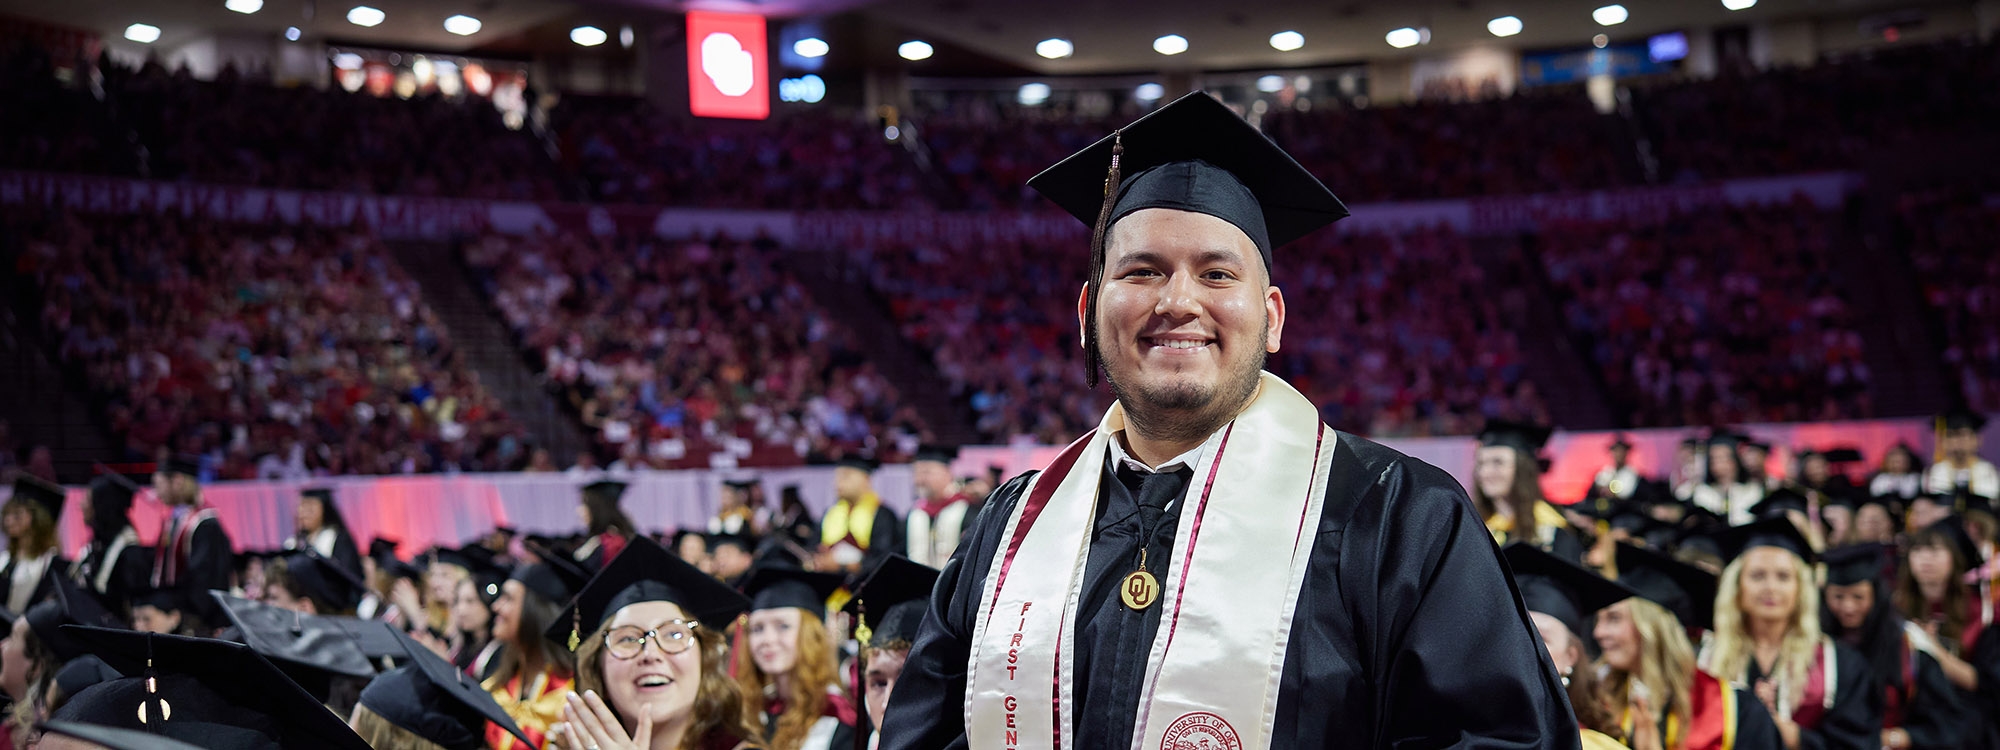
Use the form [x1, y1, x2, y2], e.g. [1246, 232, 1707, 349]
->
[1821, 447, 1865, 465]
[912, 445, 960, 465]
[834, 455, 880, 473]
[742, 565, 846, 620]
[1676, 528, 1724, 561]
[493, 525, 519, 537]
[54, 655, 122, 701]
[1939, 407, 1989, 433]
[722, 477, 761, 490]
[513, 538, 591, 606]
[11, 475, 66, 520]
[1749, 488, 1810, 520]
[1502, 543, 1637, 637]
[131, 587, 185, 614]
[1706, 432, 1744, 449]
[1919, 517, 1982, 569]
[1614, 543, 1718, 631]
[1608, 434, 1634, 450]
[27, 571, 125, 661]
[300, 487, 334, 504]
[1478, 420, 1554, 455]
[706, 532, 754, 554]
[326, 615, 407, 661]
[89, 472, 138, 517]
[547, 536, 750, 650]
[39, 721, 207, 750]
[161, 454, 202, 478]
[582, 479, 629, 502]
[51, 626, 371, 750]
[1029, 91, 1347, 270]
[279, 550, 369, 612]
[368, 538, 401, 559]
[1822, 543, 1894, 587]
[211, 592, 376, 705]
[842, 555, 940, 648]
[358, 630, 535, 750]
[1716, 517, 1817, 565]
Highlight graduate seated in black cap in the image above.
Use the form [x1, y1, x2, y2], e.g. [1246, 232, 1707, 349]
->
[1688, 434, 1768, 528]
[706, 533, 755, 589]
[287, 488, 364, 583]
[714, 478, 771, 539]
[841, 556, 940, 750]
[576, 480, 636, 572]
[1698, 519, 1881, 750]
[1500, 544, 1634, 747]
[907, 446, 978, 569]
[3, 570, 127, 743]
[1475, 421, 1586, 564]
[482, 546, 590, 750]
[360, 537, 422, 624]
[44, 626, 371, 750]
[265, 551, 370, 616]
[129, 588, 196, 636]
[2, 475, 67, 614]
[1926, 408, 1996, 500]
[735, 565, 853, 750]
[1820, 544, 1968, 750]
[351, 628, 539, 750]
[1595, 543, 1779, 750]
[1849, 495, 1901, 546]
[770, 485, 818, 553]
[438, 545, 508, 678]
[543, 536, 761, 750]
[72, 471, 149, 618]
[815, 457, 901, 578]
[1866, 444, 1925, 503]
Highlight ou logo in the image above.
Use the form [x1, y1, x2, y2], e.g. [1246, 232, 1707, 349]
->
[700, 32, 755, 96]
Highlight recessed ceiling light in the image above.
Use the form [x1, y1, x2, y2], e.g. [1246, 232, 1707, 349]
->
[225, 0, 262, 14]
[1722, 0, 1756, 9]
[1256, 75, 1285, 93]
[1385, 27, 1421, 48]
[1593, 5, 1629, 25]
[1269, 30, 1304, 51]
[1153, 34, 1188, 55]
[1488, 16, 1523, 37]
[898, 40, 933, 60]
[346, 5, 384, 27]
[571, 26, 608, 46]
[1036, 38, 1073, 59]
[444, 15, 481, 36]
[284, 26, 301, 41]
[794, 37, 829, 58]
[124, 23, 161, 43]
[1135, 82, 1165, 101]
[1018, 82, 1051, 105]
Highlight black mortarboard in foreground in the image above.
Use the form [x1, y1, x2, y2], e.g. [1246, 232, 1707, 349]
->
[51, 627, 371, 750]
[547, 536, 751, 649]
[1479, 420, 1555, 456]
[1822, 543, 1895, 588]
[357, 629, 535, 750]
[27, 571, 125, 662]
[1615, 542, 1718, 631]
[1029, 90, 1347, 270]
[742, 564, 846, 620]
[1502, 543, 1636, 637]
[842, 555, 940, 649]
[277, 551, 369, 612]
[10, 475, 65, 520]
[54, 655, 122, 701]
[211, 593, 376, 701]
[1716, 517, 1818, 566]
[39, 721, 206, 750]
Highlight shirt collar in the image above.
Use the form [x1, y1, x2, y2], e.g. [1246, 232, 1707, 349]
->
[1107, 425, 1226, 475]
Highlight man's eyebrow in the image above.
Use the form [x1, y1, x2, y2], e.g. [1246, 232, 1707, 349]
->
[1110, 248, 1249, 268]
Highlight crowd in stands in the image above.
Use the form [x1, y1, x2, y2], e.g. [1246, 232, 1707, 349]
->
[1900, 187, 2000, 413]
[15, 206, 528, 476]
[1534, 198, 1871, 427]
[463, 230, 923, 467]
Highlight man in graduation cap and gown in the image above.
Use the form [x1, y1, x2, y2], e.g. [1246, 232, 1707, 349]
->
[1926, 408, 1996, 501]
[1818, 544, 1968, 750]
[150, 454, 234, 632]
[906, 446, 979, 569]
[879, 91, 1574, 750]
[1596, 435, 1644, 502]
[844, 555, 942, 750]
[819, 457, 903, 578]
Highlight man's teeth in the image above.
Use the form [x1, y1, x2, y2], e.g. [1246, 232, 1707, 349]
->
[1154, 339, 1206, 349]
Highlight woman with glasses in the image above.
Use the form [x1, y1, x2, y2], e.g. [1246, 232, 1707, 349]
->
[550, 536, 765, 750]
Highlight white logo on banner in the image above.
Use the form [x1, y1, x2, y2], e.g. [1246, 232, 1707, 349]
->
[701, 32, 755, 96]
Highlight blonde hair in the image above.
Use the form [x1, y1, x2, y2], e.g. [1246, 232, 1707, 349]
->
[733, 611, 843, 750]
[349, 703, 448, 750]
[1600, 598, 1695, 747]
[575, 619, 764, 750]
[426, 563, 469, 633]
[1705, 550, 1821, 714]
[3, 499, 59, 560]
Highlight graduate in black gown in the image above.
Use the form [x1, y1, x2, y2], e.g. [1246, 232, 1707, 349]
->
[1818, 543, 1966, 749]
[70, 472, 150, 617]
[879, 92, 1574, 750]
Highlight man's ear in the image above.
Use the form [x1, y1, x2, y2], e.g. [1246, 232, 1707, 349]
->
[1265, 285, 1285, 354]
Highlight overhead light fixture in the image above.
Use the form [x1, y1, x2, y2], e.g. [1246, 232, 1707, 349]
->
[444, 15, 481, 36]
[1018, 82, 1051, 105]
[1722, 0, 1756, 9]
[1385, 27, 1421, 48]
[124, 23, 161, 43]
[1269, 30, 1304, 51]
[794, 37, 829, 58]
[1593, 5, 1628, 25]
[1255, 75, 1284, 93]
[346, 6, 384, 27]
[1153, 34, 1187, 55]
[284, 26, 301, 41]
[334, 52, 364, 69]
[620, 24, 634, 48]
[1593, 34, 1609, 48]
[1488, 16, 1523, 37]
[225, 0, 262, 14]
[898, 40, 933, 60]
[571, 26, 608, 46]
[1036, 38, 1073, 59]
[1135, 82, 1165, 101]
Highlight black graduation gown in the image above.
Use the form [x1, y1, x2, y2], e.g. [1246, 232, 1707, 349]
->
[172, 517, 235, 629]
[817, 504, 904, 570]
[74, 533, 152, 615]
[879, 432, 1577, 750]
[761, 701, 857, 750]
[1744, 642, 1881, 750]
[0, 552, 63, 611]
[1893, 642, 1967, 750]
[1963, 625, 2000, 750]
[327, 529, 363, 581]
[1729, 684, 1785, 750]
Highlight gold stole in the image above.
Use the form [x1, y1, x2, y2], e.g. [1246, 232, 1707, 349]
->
[820, 492, 882, 548]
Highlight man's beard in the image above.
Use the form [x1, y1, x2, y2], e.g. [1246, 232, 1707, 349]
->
[1103, 323, 1268, 446]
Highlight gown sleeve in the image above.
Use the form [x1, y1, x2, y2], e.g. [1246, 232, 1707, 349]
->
[1898, 648, 1967, 750]
[876, 472, 1034, 750]
[1730, 686, 1782, 750]
[1965, 625, 2000, 750]
[187, 518, 236, 628]
[1795, 643, 1881, 750]
[332, 531, 364, 580]
[1324, 441, 1578, 749]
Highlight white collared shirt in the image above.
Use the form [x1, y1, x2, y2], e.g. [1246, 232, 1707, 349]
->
[1106, 427, 1227, 513]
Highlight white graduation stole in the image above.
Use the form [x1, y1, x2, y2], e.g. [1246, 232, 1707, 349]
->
[965, 372, 1335, 750]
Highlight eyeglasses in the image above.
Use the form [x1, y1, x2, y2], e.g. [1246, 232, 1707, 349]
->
[604, 620, 700, 659]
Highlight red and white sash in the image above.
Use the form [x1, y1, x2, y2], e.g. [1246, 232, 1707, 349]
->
[151, 507, 218, 587]
[964, 372, 1335, 750]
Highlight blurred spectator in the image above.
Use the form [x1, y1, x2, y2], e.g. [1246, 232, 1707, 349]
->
[1899, 189, 2000, 413]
